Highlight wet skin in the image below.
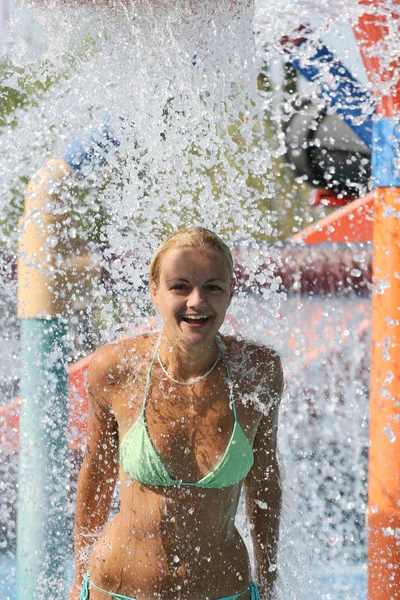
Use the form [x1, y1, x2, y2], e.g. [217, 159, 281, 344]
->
[70, 249, 283, 600]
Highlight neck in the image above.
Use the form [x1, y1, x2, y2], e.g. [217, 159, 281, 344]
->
[158, 333, 220, 381]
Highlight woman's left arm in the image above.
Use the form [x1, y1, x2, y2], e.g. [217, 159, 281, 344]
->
[244, 350, 284, 600]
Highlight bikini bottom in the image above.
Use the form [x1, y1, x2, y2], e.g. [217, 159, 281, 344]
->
[80, 574, 260, 600]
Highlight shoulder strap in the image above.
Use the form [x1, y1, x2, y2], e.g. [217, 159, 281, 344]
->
[216, 335, 237, 420]
[142, 338, 160, 415]
[89, 577, 137, 600]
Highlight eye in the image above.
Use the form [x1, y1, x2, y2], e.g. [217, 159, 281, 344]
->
[205, 284, 223, 292]
[171, 283, 188, 291]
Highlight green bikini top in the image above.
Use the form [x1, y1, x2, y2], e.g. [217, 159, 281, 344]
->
[119, 338, 254, 489]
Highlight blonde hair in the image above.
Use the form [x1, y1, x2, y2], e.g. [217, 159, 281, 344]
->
[150, 227, 234, 286]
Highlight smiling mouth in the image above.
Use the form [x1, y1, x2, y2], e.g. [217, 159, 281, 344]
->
[180, 315, 211, 324]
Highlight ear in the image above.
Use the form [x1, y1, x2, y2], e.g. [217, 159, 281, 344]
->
[150, 282, 159, 307]
[227, 277, 236, 306]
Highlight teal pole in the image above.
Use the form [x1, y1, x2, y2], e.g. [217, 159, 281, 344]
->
[16, 159, 74, 600]
[16, 319, 69, 599]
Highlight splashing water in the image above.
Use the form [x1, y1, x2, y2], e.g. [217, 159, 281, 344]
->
[0, 0, 379, 598]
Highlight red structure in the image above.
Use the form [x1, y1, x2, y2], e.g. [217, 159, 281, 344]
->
[291, 193, 374, 245]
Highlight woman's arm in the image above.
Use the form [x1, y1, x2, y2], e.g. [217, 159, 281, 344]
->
[69, 349, 119, 599]
[244, 351, 284, 600]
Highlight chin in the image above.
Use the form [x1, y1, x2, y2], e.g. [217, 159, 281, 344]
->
[180, 327, 220, 347]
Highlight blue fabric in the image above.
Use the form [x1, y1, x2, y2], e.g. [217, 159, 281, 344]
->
[250, 582, 260, 600]
[79, 574, 90, 600]
[80, 575, 260, 599]
[372, 118, 400, 187]
[80, 574, 137, 600]
[63, 118, 120, 171]
[220, 582, 260, 600]
[289, 37, 374, 148]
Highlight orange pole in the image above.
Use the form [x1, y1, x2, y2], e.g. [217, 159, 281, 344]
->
[354, 2, 400, 598]
[368, 188, 400, 599]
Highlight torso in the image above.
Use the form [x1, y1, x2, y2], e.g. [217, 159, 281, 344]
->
[89, 333, 276, 599]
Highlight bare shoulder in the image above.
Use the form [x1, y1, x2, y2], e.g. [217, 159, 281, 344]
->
[222, 335, 282, 371]
[87, 333, 157, 405]
[221, 335, 284, 412]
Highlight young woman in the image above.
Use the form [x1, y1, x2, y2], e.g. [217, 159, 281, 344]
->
[69, 227, 283, 600]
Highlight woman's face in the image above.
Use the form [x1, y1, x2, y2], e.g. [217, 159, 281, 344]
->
[151, 247, 234, 347]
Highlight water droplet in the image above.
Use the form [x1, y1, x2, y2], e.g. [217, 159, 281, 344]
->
[383, 425, 396, 443]
[350, 269, 361, 277]
[268, 564, 277, 573]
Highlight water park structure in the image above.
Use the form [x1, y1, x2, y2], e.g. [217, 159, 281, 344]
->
[0, 0, 399, 598]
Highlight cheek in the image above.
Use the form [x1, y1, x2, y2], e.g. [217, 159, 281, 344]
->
[158, 295, 182, 316]
[213, 298, 230, 314]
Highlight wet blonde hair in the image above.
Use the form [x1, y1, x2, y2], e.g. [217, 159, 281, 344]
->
[150, 227, 234, 287]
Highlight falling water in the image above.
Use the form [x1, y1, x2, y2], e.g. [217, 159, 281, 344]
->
[0, 0, 387, 597]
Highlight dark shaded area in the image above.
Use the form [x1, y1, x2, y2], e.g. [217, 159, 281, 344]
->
[284, 102, 371, 200]
[234, 242, 372, 297]
[276, 242, 371, 296]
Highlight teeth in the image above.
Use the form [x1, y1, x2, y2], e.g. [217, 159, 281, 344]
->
[182, 315, 208, 320]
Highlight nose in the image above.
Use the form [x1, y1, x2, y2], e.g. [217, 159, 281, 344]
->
[187, 286, 203, 308]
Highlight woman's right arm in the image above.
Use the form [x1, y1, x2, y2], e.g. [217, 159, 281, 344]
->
[69, 350, 119, 599]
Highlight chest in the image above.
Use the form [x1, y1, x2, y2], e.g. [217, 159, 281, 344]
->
[149, 388, 234, 460]
[114, 370, 257, 481]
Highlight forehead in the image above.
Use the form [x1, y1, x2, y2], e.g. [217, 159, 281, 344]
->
[160, 247, 230, 281]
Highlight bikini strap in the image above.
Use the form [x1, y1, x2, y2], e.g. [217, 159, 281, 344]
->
[89, 577, 137, 600]
[216, 335, 237, 420]
[249, 582, 261, 600]
[142, 338, 160, 415]
[80, 574, 90, 600]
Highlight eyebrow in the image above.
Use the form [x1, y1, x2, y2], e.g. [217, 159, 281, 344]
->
[166, 278, 228, 284]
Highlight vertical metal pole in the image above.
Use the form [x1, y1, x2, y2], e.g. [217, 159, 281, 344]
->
[16, 160, 72, 600]
[353, 2, 400, 598]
